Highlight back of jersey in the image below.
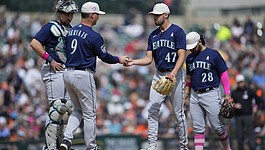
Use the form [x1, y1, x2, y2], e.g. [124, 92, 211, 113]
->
[65, 24, 99, 71]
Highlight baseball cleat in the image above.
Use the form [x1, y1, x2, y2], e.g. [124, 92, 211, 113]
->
[59, 139, 71, 150]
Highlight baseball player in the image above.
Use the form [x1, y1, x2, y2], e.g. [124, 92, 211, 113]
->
[59, 2, 128, 150]
[184, 31, 233, 150]
[126, 3, 189, 150]
[29, 0, 78, 149]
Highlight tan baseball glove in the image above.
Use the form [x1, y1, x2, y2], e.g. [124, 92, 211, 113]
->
[152, 76, 176, 95]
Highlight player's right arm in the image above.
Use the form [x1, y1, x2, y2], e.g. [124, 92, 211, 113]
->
[127, 51, 153, 66]
[183, 74, 192, 110]
[30, 39, 49, 59]
[184, 75, 192, 99]
[30, 38, 63, 71]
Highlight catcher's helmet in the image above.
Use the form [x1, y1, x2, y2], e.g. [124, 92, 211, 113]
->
[56, 0, 78, 13]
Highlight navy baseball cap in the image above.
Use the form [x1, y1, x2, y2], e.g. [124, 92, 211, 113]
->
[186, 31, 200, 50]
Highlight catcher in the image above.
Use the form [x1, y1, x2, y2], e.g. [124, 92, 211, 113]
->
[30, 0, 78, 149]
[184, 31, 234, 150]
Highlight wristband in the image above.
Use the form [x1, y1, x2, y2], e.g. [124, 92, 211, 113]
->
[41, 52, 49, 60]
[185, 82, 191, 87]
[46, 55, 53, 63]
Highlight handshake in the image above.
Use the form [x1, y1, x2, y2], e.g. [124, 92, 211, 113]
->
[119, 56, 133, 66]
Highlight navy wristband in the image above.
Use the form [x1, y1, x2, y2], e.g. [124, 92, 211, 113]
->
[47, 55, 53, 63]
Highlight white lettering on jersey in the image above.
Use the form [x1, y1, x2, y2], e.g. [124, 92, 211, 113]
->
[152, 39, 175, 50]
[188, 61, 211, 71]
[101, 45, 106, 53]
[68, 29, 88, 39]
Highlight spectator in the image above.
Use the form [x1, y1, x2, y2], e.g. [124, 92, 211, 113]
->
[244, 16, 255, 45]
[231, 17, 244, 45]
[231, 74, 261, 150]
[0, 116, 10, 140]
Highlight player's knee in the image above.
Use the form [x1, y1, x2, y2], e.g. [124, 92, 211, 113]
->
[54, 99, 73, 113]
[194, 128, 205, 134]
[61, 100, 73, 124]
[65, 100, 73, 114]
[214, 127, 225, 136]
[49, 99, 73, 122]
[148, 102, 160, 114]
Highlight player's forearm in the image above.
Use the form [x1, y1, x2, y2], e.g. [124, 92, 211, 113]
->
[30, 39, 54, 63]
[220, 70, 231, 95]
[184, 75, 192, 95]
[172, 50, 185, 75]
[100, 54, 119, 64]
[133, 56, 152, 66]
[30, 39, 46, 57]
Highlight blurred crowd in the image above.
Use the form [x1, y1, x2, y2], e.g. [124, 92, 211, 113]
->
[0, 8, 265, 147]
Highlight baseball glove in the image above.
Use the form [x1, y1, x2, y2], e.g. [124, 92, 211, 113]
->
[219, 99, 234, 119]
[152, 76, 176, 95]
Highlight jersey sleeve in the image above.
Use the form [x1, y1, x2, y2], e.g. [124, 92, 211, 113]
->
[174, 28, 186, 50]
[34, 24, 52, 45]
[215, 51, 228, 74]
[93, 36, 119, 64]
[147, 34, 153, 51]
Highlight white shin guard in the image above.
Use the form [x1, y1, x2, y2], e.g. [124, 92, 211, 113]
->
[45, 99, 73, 149]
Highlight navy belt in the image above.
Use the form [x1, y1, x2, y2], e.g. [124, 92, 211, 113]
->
[158, 68, 173, 73]
[67, 67, 93, 72]
[195, 87, 214, 94]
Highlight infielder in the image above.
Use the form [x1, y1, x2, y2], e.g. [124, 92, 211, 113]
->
[30, 0, 78, 149]
[184, 31, 232, 150]
[59, 2, 128, 150]
[126, 3, 189, 150]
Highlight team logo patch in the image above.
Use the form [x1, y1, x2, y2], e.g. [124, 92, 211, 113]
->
[101, 45, 107, 53]
[170, 32, 174, 37]
[206, 56, 209, 60]
[92, 7, 97, 11]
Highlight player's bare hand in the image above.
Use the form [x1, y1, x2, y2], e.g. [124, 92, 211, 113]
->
[124, 57, 133, 66]
[118, 56, 128, 64]
[50, 60, 63, 71]
[234, 103, 242, 109]
[123, 56, 132, 66]
[166, 73, 175, 80]
[125, 58, 134, 66]
[119, 56, 133, 66]
[224, 94, 233, 103]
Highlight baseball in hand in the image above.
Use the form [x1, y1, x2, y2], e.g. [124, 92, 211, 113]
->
[123, 56, 131, 66]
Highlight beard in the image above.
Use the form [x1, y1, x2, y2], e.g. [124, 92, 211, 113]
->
[154, 19, 164, 26]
